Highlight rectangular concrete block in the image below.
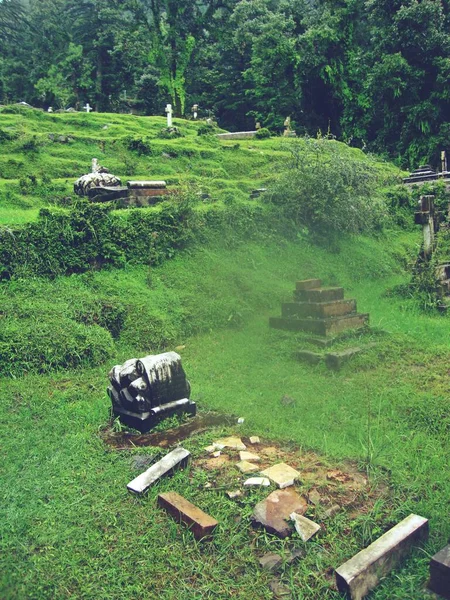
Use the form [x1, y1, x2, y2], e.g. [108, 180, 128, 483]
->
[127, 447, 190, 494]
[282, 299, 356, 319]
[158, 491, 218, 539]
[429, 545, 450, 599]
[295, 287, 344, 303]
[335, 514, 429, 600]
[295, 279, 322, 291]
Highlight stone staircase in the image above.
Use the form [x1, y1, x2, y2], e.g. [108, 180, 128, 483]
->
[269, 279, 369, 337]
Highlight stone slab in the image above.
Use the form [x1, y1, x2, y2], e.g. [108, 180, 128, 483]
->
[290, 513, 321, 541]
[244, 477, 270, 487]
[325, 347, 363, 370]
[335, 514, 429, 600]
[295, 287, 344, 303]
[260, 463, 300, 488]
[429, 545, 450, 599]
[296, 350, 322, 365]
[270, 314, 369, 336]
[252, 488, 307, 538]
[295, 279, 322, 291]
[157, 491, 218, 540]
[236, 460, 259, 474]
[249, 436, 260, 444]
[214, 436, 246, 450]
[282, 299, 356, 319]
[239, 451, 260, 462]
[127, 447, 190, 494]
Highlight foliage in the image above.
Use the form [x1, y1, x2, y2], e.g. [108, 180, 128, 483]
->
[254, 127, 271, 139]
[125, 136, 152, 155]
[196, 122, 217, 136]
[157, 126, 184, 139]
[266, 137, 386, 243]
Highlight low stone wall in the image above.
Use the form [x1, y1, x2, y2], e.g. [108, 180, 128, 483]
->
[217, 131, 257, 140]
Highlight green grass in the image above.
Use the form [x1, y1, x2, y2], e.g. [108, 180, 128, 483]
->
[1, 230, 449, 599]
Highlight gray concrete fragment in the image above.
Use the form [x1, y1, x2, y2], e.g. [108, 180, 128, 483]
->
[335, 514, 429, 600]
[127, 447, 190, 494]
[290, 513, 321, 541]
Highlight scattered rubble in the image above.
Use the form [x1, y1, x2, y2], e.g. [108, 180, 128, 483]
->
[252, 488, 307, 538]
[226, 490, 243, 499]
[249, 436, 260, 444]
[239, 451, 260, 462]
[261, 463, 300, 489]
[290, 513, 321, 542]
[214, 436, 246, 450]
[236, 460, 259, 474]
[308, 489, 321, 505]
[244, 477, 270, 487]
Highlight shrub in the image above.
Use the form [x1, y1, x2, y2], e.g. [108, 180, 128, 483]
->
[265, 137, 386, 243]
[197, 122, 217, 136]
[157, 126, 184, 139]
[255, 127, 271, 139]
[126, 136, 152, 155]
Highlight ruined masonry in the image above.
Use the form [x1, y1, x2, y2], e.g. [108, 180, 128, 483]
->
[269, 279, 369, 337]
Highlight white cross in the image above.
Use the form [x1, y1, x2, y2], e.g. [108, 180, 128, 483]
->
[92, 158, 99, 173]
[84, 103, 92, 113]
[165, 103, 173, 127]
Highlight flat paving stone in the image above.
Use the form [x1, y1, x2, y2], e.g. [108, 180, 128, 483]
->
[158, 491, 218, 540]
[260, 463, 300, 488]
[335, 513, 429, 600]
[239, 451, 260, 462]
[290, 513, 321, 541]
[244, 477, 270, 487]
[214, 436, 246, 450]
[127, 447, 190, 494]
[249, 436, 260, 444]
[252, 488, 307, 538]
[236, 460, 260, 474]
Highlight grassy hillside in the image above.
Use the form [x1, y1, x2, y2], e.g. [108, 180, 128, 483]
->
[1, 108, 448, 600]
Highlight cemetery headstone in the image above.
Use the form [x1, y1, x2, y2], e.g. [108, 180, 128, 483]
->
[165, 103, 173, 127]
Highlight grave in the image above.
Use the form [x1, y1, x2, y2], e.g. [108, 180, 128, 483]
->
[108, 351, 196, 433]
[428, 545, 450, 599]
[269, 279, 369, 336]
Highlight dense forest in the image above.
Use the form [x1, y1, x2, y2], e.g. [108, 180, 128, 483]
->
[1, 0, 449, 166]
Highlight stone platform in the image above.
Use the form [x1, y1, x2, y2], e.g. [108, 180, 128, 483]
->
[270, 279, 369, 337]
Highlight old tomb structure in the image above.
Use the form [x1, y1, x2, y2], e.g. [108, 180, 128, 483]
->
[428, 544, 450, 599]
[403, 157, 450, 186]
[270, 279, 369, 337]
[108, 351, 196, 432]
[74, 158, 172, 206]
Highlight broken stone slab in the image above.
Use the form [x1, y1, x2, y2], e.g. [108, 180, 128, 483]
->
[428, 545, 450, 599]
[236, 460, 260, 474]
[290, 513, 321, 542]
[325, 347, 363, 370]
[244, 477, 270, 487]
[212, 451, 221, 458]
[308, 489, 321, 505]
[127, 447, 190, 494]
[249, 436, 260, 444]
[239, 451, 260, 462]
[214, 436, 246, 450]
[226, 490, 243, 499]
[295, 350, 322, 365]
[157, 491, 218, 540]
[260, 463, 300, 489]
[269, 580, 291, 598]
[335, 514, 429, 600]
[324, 504, 341, 519]
[252, 488, 307, 538]
[259, 552, 283, 572]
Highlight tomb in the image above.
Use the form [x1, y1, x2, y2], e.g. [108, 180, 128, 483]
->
[428, 544, 450, 599]
[107, 351, 196, 433]
[269, 279, 369, 336]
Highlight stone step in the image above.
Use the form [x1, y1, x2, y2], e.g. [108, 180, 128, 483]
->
[282, 299, 356, 319]
[295, 287, 344, 303]
[270, 313, 369, 336]
[295, 279, 322, 291]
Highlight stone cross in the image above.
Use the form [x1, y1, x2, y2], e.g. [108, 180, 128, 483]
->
[192, 104, 198, 119]
[165, 103, 173, 127]
[92, 158, 99, 173]
[84, 103, 92, 113]
[441, 150, 447, 174]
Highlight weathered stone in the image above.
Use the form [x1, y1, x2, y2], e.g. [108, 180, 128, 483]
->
[282, 299, 356, 319]
[260, 463, 300, 489]
[428, 545, 450, 599]
[295, 287, 344, 303]
[295, 350, 322, 365]
[308, 489, 321, 505]
[259, 553, 283, 571]
[290, 513, 321, 541]
[127, 447, 190, 494]
[335, 514, 429, 600]
[270, 314, 369, 337]
[269, 580, 291, 598]
[212, 451, 221, 458]
[295, 279, 322, 291]
[226, 490, 243, 499]
[249, 436, 260, 444]
[236, 460, 259, 474]
[157, 491, 218, 540]
[244, 477, 270, 487]
[324, 504, 341, 519]
[325, 347, 363, 370]
[252, 488, 307, 538]
[215, 436, 246, 450]
[239, 451, 260, 462]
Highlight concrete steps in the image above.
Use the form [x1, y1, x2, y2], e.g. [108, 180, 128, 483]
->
[270, 279, 369, 337]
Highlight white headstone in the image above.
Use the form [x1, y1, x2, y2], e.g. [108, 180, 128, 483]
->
[47, 107, 53, 113]
[165, 103, 173, 127]
[84, 103, 92, 113]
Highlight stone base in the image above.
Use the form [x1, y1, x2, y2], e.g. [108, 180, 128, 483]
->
[429, 545, 450, 599]
[269, 313, 369, 336]
[114, 399, 196, 433]
[282, 299, 356, 319]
